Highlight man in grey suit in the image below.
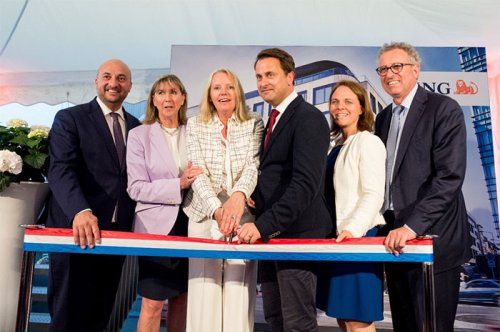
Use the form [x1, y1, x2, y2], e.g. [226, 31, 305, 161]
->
[46, 59, 140, 332]
[238, 48, 331, 332]
[374, 42, 472, 332]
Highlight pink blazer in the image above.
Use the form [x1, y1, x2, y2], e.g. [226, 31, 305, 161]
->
[126, 122, 185, 235]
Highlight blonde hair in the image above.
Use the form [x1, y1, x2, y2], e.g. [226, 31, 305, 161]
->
[199, 68, 250, 123]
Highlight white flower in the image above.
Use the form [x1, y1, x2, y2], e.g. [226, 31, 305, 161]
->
[0, 150, 23, 174]
[6, 119, 28, 128]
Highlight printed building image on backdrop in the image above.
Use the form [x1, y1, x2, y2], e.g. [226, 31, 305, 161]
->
[170, 45, 499, 278]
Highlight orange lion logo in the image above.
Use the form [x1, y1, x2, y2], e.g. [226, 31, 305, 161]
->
[454, 80, 478, 95]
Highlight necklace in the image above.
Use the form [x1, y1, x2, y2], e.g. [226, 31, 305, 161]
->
[161, 125, 180, 136]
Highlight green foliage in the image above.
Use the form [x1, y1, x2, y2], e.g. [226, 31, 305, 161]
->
[0, 120, 50, 190]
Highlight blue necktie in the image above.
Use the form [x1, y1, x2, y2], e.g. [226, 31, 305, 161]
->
[383, 105, 404, 211]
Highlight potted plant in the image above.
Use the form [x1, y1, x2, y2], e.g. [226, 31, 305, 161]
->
[0, 119, 51, 330]
[0, 119, 49, 191]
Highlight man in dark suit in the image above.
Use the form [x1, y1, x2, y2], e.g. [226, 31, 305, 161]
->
[46, 59, 140, 332]
[374, 42, 472, 332]
[238, 48, 331, 332]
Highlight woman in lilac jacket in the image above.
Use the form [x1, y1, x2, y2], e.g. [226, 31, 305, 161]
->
[126, 74, 202, 332]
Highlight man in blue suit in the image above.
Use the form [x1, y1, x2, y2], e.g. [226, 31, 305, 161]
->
[46, 59, 140, 332]
[374, 42, 472, 332]
[238, 48, 331, 332]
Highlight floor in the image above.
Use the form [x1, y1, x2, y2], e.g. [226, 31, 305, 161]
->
[119, 293, 394, 332]
[120, 292, 493, 332]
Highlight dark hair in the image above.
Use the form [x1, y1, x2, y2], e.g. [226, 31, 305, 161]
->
[254, 48, 295, 75]
[329, 80, 374, 137]
[143, 74, 188, 125]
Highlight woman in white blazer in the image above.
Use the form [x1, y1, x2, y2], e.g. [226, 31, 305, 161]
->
[127, 75, 202, 332]
[183, 69, 264, 332]
[316, 80, 386, 332]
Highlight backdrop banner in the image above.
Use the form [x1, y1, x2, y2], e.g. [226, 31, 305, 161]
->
[170, 45, 498, 251]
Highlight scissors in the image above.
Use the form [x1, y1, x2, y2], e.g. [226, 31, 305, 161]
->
[226, 230, 235, 244]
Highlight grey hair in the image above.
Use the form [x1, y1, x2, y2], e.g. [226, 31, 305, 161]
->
[378, 42, 421, 65]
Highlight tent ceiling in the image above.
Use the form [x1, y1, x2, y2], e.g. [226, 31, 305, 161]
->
[1, 0, 499, 105]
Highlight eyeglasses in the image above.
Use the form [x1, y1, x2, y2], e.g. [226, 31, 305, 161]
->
[375, 63, 414, 76]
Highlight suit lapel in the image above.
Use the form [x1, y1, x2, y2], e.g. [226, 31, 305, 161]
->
[260, 96, 300, 161]
[150, 122, 178, 177]
[393, 86, 428, 176]
[88, 99, 121, 168]
[377, 106, 392, 145]
[121, 108, 139, 172]
[123, 108, 137, 136]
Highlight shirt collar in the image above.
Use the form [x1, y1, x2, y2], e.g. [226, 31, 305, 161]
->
[274, 90, 298, 114]
[213, 112, 238, 126]
[393, 83, 418, 112]
[96, 97, 124, 119]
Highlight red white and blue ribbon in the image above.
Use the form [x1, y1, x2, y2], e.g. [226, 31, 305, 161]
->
[23, 228, 433, 263]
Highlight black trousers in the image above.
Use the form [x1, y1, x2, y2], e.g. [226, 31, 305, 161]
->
[385, 263, 460, 332]
[382, 210, 461, 332]
[259, 260, 319, 332]
[47, 252, 125, 332]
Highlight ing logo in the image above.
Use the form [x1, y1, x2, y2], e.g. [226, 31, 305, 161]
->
[454, 80, 478, 95]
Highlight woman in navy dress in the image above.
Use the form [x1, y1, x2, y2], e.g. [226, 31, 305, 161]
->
[316, 80, 386, 332]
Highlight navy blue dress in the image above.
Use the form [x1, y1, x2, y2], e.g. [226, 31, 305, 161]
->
[316, 145, 384, 322]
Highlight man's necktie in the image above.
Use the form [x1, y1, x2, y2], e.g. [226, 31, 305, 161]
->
[264, 109, 280, 148]
[110, 112, 125, 166]
[383, 105, 404, 211]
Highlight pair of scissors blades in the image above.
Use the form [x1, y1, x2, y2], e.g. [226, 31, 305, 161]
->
[226, 230, 235, 244]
